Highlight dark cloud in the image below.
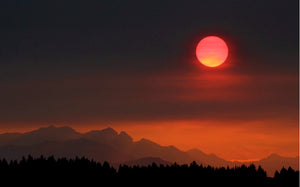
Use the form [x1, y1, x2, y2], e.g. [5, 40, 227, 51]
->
[0, 70, 297, 127]
[0, 0, 298, 127]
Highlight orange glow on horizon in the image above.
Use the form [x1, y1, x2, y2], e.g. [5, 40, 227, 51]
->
[196, 36, 228, 67]
[0, 119, 298, 161]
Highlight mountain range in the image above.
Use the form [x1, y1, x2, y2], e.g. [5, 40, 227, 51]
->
[0, 125, 298, 176]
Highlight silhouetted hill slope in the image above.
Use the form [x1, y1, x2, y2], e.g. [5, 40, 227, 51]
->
[0, 133, 22, 146]
[132, 138, 192, 163]
[9, 126, 81, 146]
[0, 139, 133, 163]
[187, 149, 231, 166]
[82, 127, 118, 143]
[253, 154, 299, 176]
[83, 128, 133, 150]
[0, 125, 297, 176]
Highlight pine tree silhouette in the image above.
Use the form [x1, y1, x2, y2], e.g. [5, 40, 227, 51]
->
[0, 155, 298, 187]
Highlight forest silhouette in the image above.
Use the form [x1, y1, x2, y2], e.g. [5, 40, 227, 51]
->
[0, 155, 298, 186]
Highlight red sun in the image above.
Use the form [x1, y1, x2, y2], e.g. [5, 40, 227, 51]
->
[196, 36, 228, 67]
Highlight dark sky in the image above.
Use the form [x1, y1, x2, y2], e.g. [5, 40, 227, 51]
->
[0, 0, 298, 128]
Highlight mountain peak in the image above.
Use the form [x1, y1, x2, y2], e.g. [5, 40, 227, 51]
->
[85, 127, 118, 137]
[101, 127, 118, 136]
[11, 125, 81, 146]
[119, 131, 129, 136]
[266, 153, 282, 159]
[116, 131, 133, 143]
[29, 125, 79, 135]
[45, 125, 55, 129]
[82, 127, 119, 144]
[137, 138, 152, 143]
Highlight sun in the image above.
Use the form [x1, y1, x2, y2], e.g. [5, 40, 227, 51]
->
[196, 36, 228, 67]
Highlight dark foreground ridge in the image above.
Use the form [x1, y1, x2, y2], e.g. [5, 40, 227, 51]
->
[0, 155, 298, 187]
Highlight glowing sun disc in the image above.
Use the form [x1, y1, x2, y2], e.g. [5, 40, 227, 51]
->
[196, 36, 228, 67]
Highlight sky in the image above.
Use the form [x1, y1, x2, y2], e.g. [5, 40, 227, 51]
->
[0, 0, 298, 161]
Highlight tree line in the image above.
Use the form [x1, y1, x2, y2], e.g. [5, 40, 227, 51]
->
[0, 155, 298, 186]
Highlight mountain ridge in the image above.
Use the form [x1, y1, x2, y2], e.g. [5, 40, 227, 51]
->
[0, 125, 298, 176]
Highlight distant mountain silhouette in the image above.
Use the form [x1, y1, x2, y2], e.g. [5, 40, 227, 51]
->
[82, 127, 118, 143]
[132, 138, 192, 163]
[8, 125, 81, 146]
[187, 149, 230, 166]
[253, 153, 299, 176]
[0, 125, 298, 176]
[0, 132, 22, 146]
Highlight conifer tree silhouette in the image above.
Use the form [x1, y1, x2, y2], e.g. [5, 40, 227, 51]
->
[0, 155, 298, 187]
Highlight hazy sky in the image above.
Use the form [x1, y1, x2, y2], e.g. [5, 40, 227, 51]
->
[0, 0, 298, 160]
